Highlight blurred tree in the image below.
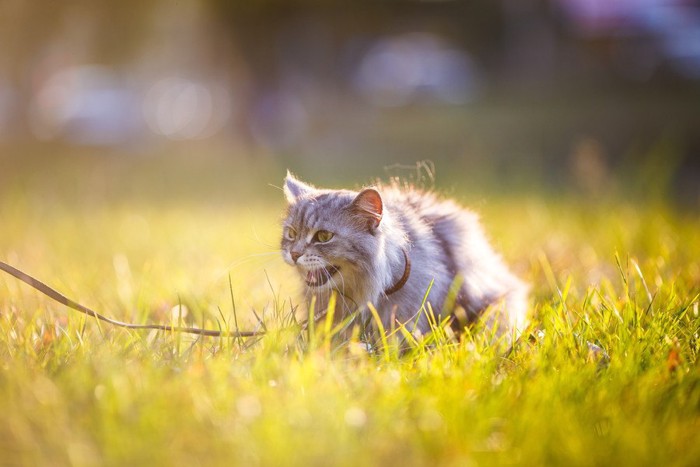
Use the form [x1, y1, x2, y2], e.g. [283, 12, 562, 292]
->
[204, 0, 504, 91]
[0, 0, 155, 68]
[0, 0, 156, 134]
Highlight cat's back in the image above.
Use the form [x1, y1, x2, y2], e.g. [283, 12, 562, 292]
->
[381, 185, 480, 236]
[383, 184, 528, 336]
[381, 185, 505, 282]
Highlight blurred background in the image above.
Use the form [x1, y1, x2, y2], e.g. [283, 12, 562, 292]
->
[0, 0, 699, 205]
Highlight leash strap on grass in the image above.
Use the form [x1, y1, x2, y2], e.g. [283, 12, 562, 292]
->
[0, 260, 263, 338]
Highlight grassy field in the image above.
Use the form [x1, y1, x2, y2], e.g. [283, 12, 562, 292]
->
[0, 153, 699, 466]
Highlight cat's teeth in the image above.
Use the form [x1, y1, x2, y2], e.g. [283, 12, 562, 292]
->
[303, 266, 339, 287]
[306, 269, 322, 285]
[304, 267, 329, 286]
[306, 270, 314, 283]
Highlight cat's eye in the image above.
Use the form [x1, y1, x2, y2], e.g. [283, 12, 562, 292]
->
[285, 227, 298, 241]
[313, 230, 334, 243]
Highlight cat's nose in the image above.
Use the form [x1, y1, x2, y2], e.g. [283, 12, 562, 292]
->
[290, 251, 302, 263]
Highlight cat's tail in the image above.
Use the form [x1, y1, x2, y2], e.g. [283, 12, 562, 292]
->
[481, 278, 530, 347]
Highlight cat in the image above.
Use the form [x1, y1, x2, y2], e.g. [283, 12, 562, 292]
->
[280, 172, 528, 345]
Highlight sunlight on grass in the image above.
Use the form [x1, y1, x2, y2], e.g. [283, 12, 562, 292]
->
[0, 160, 698, 466]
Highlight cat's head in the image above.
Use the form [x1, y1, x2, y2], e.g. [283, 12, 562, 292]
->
[281, 172, 384, 293]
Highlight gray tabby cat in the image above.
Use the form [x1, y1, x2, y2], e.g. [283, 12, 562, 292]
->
[281, 172, 528, 343]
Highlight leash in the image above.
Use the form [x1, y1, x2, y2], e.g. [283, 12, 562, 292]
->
[0, 260, 263, 337]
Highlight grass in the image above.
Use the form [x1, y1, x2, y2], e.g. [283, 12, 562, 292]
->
[0, 154, 699, 466]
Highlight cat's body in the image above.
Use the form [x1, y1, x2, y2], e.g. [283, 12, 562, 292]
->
[281, 173, 528, 343]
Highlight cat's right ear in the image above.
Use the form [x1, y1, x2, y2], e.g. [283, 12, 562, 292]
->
[284, 172, 314, 203]
[351, 188, 383, 231]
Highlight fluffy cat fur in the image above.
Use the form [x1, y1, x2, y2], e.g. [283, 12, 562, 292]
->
[281, 173, 528, 343]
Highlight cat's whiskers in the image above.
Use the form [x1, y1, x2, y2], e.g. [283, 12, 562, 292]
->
[228, 250, 282, 266]
[329, 268, 353, 313]
[326, 272, 347, 316]
[213, 251, 283, 281]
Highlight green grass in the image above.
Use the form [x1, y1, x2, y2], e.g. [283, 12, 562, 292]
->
[0, 156, 699, 466]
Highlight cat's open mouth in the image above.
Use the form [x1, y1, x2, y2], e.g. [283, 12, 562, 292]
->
[304, 266, 340, 287]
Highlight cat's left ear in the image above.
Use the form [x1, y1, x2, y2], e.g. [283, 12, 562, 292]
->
[351, 188, 383, 231]
[284, 172, 314, 203]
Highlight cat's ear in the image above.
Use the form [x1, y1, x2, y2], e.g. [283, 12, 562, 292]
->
[351, 188, 383, 230]
[284, 172, 314, 203]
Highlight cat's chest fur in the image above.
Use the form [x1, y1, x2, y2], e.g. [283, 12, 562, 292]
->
[281, 174, 528, 340]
